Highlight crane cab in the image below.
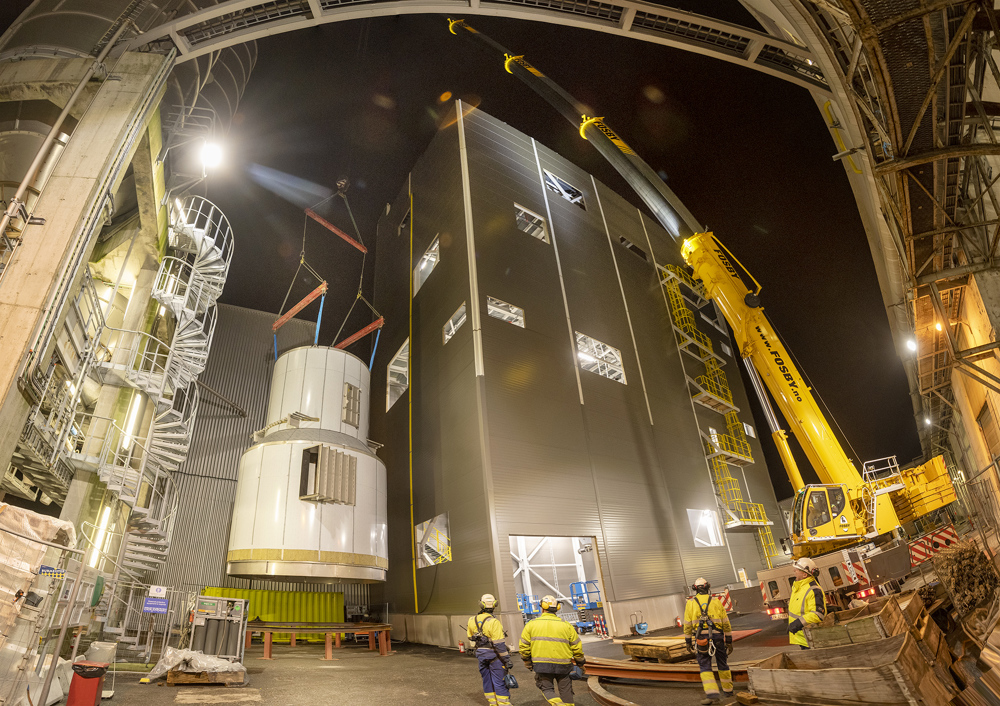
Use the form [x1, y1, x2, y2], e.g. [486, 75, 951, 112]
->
[791, 484, 860, 549]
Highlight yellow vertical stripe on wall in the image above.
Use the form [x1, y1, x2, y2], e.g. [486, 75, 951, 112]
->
[202, 587, 345, 642]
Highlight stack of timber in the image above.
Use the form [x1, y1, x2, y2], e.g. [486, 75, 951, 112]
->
[618, 636, 691, 663]
[619, 629, 761, 663]
[750, 592, 959, 705]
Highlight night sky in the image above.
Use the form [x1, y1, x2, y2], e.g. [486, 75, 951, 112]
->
[2, 5, 922, 500]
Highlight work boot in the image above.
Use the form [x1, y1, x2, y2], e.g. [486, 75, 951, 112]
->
[700, 696, 720, 705]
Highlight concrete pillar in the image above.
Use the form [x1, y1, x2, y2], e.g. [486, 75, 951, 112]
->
[0, 52, 171, 477]
[971, 269, 1000, 336]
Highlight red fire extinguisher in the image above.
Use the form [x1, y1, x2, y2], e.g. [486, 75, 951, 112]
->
[459, 641, 466, 653]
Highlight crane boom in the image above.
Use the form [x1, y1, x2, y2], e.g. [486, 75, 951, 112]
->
[680, 233, 860, 489]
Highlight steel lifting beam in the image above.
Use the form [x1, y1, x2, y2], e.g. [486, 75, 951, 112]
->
[273, 281, 328, 332]
[334, 316, 384, 350]
[306, 208, 368, 253]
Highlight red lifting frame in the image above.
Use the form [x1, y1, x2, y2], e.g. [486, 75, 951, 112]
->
[335, 317, 384, 350]
[274, 281, 328, 333]
[305, 208, 368, 254]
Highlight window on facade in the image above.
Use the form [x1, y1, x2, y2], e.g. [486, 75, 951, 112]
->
[575, 332, 626, 384]
[515, 204, 549, 243]
[978, 402, 1000, 460]
[687, 509, 724, 547]
[386, 339, 409, 411]
[413, 235, 440, 295]
[442, 302, 467, 344]
[342, 382, 361, 428]
[829, 566, 843, 587]
[415, 513, 452, 568]
[618, 236, 647, 260]
[543, 170, 586, 210]
[487, 296, 525, 328]
[721, 343, 732, 357]
[743, 422, 755, 439]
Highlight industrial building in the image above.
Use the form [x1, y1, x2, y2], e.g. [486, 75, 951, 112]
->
[1, 0, 1000, 703]
[371, 103, 783, 642]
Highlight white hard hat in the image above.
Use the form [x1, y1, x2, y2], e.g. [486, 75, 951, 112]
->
[540, 594, 561, 612]
[480, 593, 497, 610]
[793, 557, 819, 577]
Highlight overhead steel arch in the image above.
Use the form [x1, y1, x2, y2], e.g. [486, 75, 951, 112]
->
[128, 0, 829, 93]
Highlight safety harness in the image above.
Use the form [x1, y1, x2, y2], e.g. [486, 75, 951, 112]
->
[472, 614, 506, 652]
[694, 595, 718, 656]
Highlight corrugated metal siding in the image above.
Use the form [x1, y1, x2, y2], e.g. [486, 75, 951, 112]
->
[203, 586, 345, 641]
[371, 106, 783, 617]
[153, 305, 368, 605]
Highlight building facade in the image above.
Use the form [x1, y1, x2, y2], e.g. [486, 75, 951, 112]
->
[371, 103, 787, 644]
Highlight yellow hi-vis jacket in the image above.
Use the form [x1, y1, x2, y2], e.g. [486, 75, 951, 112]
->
[467, 612, 510, 658]
[788, 576, 826, 647]
[683, 594, 732, 638]
[518, 612, 584, 674]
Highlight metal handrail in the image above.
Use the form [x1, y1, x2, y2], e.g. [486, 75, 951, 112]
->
[154, 256, 221, 316]
[96, 327, 174, 402]
[167, 195, 234, 274]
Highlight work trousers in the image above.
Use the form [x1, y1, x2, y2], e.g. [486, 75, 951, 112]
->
[477, 650, 509, 706]
[695, 636, 732, 697]
[534, 671, 574, 705]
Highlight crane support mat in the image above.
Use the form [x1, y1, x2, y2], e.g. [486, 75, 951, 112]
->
[618, 629, 761, 662]
[583, 656, 758, 682]
[748, 630, 959, 706]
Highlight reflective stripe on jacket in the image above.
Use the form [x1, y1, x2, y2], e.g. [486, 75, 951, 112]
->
[788, 577, 826, 647]
[518, 613, 584, 673]
[683, 594, 732, 637]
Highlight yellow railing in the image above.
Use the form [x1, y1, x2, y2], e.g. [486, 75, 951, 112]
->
[706, 433, 753, 462]
[429, 528, 452, 563]
[756, 526, 779, 569]
[664, 279, 713, 353]
[663, 264, 707, 300]
[664, 264, 775, 567]
[696, 358, 734, 405]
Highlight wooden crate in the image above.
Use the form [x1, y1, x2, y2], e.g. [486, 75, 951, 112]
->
[166, 669, 246, 686]
[805, 593, 922, 648]
[748, 632, 958, 706]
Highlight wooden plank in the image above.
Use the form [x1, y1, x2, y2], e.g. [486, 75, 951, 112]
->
[166, 669, 245, 686]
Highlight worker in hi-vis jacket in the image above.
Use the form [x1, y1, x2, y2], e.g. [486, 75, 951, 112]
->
[787, 557, 827, 649]
[683, 578, 733, 705]
[467, 594, 512, 706]
[519, 595, 586, 705]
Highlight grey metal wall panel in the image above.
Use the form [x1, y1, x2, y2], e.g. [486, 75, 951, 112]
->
[373, 113, 496, 616]
[153, 304, 365, 600]
[373, 106, 784, 619]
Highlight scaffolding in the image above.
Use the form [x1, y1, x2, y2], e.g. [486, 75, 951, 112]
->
[661, 265, 779, 569]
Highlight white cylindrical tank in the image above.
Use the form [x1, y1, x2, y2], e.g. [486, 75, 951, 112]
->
[226, 346, 387, 582]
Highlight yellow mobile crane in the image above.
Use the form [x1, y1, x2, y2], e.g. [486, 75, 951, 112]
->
[680, 234, 956, 556]
[448, 19, 958, 557]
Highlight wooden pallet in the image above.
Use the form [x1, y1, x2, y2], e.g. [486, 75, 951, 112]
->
[166, 669, 246, 686]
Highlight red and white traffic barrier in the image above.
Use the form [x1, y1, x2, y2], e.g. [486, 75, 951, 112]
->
[909, 525, 959, 566]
